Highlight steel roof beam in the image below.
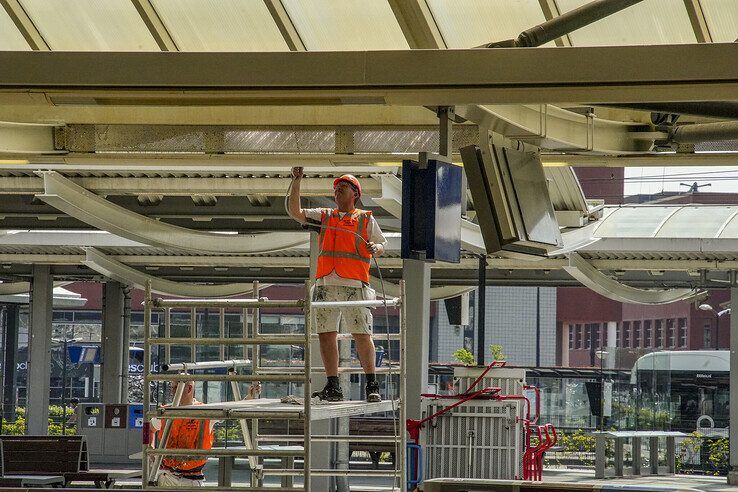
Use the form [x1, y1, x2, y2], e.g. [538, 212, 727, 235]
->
[0, 0, 49, 50]
[537, 0, 572, 47]
[387, 0, 445, 49]
[0, 174, 385, 196]
[36, 171, 310, 254]
[83, 248, 265, 297]
[683, 0, 712, 43]
[2, 44, 738, 104]
[263, 0, 305, 51]
[563, 252, 704, 305]
[130, 0, 178, 51]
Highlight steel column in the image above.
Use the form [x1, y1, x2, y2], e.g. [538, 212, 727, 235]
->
[309, 232, 331, 490]
[26, 264, 53, 434]
[728, 287, 738, 485]
[2, 304, 19, 421]
[102, 281, 125, 403]
[403, 259, 430, 420]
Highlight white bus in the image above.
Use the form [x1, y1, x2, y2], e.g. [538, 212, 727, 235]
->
[631, 350, 729, 433]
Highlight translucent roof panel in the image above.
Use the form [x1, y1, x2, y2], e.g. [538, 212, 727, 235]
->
[0, 8, 31, 50]
[700, 0, 738, 43]
[427, 0, 553, 48]
[282, 0, 409, 50]
[718, 211, 738, 238]
[556, 0, 696, 46]
[19, 0, 159, 51]
[152, 0, 289, 51]
[593, 206, 680, 237]
[655, 206, 738, 238]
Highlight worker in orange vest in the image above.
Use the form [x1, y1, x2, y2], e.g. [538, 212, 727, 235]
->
[151, 380, 260, 486]
[288, 166, 387, 402]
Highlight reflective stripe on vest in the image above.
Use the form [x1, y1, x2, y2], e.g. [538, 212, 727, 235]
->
[316, 208, 372, 283]
[159, 417, 212, 473]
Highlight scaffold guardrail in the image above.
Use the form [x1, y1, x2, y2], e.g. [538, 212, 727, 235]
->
[141, 279, 406, 490]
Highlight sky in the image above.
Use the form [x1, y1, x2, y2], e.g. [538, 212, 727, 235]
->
[623, 166, 738, 197]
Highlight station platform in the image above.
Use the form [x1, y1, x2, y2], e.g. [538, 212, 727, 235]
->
[110, 465, 737, 491]
[423, 469, 738, 492]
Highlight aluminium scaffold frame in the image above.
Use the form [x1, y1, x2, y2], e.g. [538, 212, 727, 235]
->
[141, 280, 407, 491]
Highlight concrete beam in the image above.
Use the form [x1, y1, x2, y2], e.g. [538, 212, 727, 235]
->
[26, 264, 53, 434]
[1, 44, 738, 105]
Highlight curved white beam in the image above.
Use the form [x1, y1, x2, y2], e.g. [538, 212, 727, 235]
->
[458, 104, 658, 154]
[369, 276, 475, 301]
[83, 248, 267, 298]
[563, 252, 703, 305]
[37, 171, 309, 254]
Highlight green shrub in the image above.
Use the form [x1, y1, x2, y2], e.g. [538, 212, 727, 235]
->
[452, 348, 475, 366]
[489, 344, 506, 361]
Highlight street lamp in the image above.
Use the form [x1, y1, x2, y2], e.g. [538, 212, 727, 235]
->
[698, 304, 731, 350]
[52, 335, 83, 435]
[595, 350, 609, 431]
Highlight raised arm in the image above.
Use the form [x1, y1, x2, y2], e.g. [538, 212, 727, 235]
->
[287, 166, 307, 223]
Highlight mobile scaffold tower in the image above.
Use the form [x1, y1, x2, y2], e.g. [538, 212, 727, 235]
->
[142, 280, 406, 491]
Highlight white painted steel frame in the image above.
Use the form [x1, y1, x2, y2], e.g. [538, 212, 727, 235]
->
[564, 252, 703, 305]
[84, 248, 265, 298]
[142, 279, 406, 490]
[39, 171, 307, 254]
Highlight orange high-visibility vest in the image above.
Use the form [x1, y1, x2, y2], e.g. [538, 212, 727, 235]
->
[157, 415, 213, 473]
[316, 208, 372, 283]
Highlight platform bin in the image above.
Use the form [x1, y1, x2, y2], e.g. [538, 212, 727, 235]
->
[78, 403, 105, 456]
[104, 404, 129, 461]
[127, 404, 144, 457]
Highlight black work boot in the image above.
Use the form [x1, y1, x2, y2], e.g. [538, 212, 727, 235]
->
[366, 380, 381, 403]
[312, 383, 344, 402]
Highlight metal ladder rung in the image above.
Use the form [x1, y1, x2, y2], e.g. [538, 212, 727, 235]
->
[148, 336, 306, 345]
[258, 365, 400, 374]
[146, 373, 306, 383]
[263, 468, 400, 477]
[258, 435, 400, 443]
[311, 333, 400, 340]
[147, 448, 304, 458]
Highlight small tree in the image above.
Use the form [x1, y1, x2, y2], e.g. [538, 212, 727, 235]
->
[452, 348, 475, 365]
[490, 344, 506, 361]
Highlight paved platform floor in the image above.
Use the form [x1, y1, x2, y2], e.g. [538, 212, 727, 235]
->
[112, 462, 737, 491]
[541, 469, 735, 492]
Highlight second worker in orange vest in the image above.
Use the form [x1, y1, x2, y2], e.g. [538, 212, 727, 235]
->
[288, 167, 387, 402]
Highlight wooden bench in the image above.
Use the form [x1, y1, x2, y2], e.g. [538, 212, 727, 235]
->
[0, 435, 140, 488]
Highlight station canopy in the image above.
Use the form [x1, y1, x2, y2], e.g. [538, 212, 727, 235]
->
[1, 0, 738, 304]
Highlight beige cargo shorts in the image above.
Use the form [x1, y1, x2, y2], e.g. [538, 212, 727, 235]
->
[314, 285, 373, 335]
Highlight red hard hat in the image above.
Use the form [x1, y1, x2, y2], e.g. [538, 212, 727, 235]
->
[333, 174, 362, 197]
